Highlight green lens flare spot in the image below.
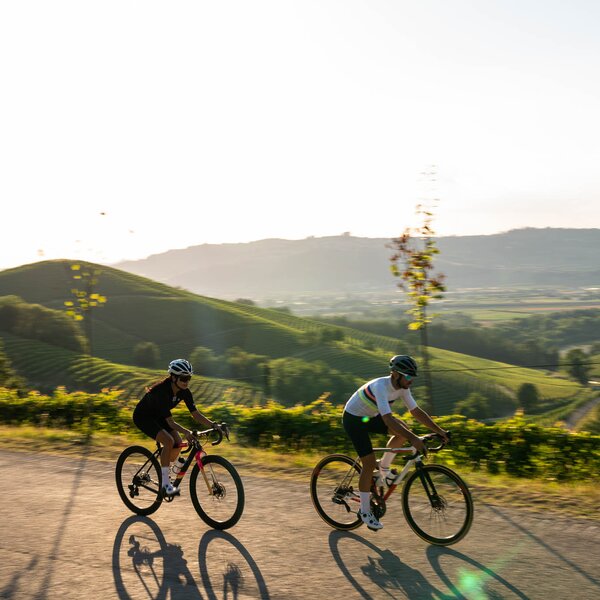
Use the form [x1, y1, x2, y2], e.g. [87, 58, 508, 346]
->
[362, 416, 370, 423]
[457, 568, 486, 599]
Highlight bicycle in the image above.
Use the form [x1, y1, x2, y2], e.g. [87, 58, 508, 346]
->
[115, 424, 245, 530]
[310, 432, 473, 545]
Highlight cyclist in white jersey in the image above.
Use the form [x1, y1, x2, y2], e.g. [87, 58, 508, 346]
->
[343, 355, 448, 530]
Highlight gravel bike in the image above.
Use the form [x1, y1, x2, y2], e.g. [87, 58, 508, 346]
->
[115, 424, 244, 530]
[310, 432, 473, 545]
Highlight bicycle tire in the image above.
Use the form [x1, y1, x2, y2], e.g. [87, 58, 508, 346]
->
[310, 454, 363, 530]
[402, 464, 473, 545]
[115, 445, 163, 516]
[189, 455, 245, 530]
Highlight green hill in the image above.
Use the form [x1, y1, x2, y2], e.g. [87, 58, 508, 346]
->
[0, 260, 591, 417]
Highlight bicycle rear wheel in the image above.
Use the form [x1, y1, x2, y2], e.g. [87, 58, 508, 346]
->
[402, 464, 473, 545]
[310, 454, 363, 530]
[115, 445, 163, 516]
[189, 455, 245, 530]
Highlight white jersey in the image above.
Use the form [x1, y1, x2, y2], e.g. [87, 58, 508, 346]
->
[344, 375, 417, 417]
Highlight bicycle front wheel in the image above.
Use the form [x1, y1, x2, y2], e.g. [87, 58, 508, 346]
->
[115, 445, 163, 516]
[402, 464, 473, 545]
[189, 455, 245, 530]
[310, 454, 363, 530]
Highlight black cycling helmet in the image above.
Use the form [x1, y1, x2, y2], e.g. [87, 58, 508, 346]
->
[389, 355, 418, 377]
[168, 358, 193, 376]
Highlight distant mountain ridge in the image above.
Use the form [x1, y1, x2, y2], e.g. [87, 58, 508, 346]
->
[114, 228, 600, 300]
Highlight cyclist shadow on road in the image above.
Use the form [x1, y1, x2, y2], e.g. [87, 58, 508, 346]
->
[426, 545, 530, 599]
[198, 530, 271, 600]
[112, 516, 270, 600]
[329, 531, 530, 599]
[328, 530, 446, 599]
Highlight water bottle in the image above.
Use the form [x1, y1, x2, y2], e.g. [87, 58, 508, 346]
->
[171, 456, 185, 475]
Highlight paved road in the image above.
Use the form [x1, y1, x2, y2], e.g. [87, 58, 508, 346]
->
[1, 448, 599, 599]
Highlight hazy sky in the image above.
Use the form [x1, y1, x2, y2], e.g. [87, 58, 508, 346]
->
[1, 0, 599, 270]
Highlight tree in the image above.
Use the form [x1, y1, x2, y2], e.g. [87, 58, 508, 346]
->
[133, 342, 160, 369]
[0, 340, 25, 392]
[517, 383, 539, 414]
[222, 347, 268, 384]
[235, 298, 256, 306]
[455, 392, 491, 420]
[267, 357, 351, 406]
[389, 201, 446, 413]
[63, 263, 107, 357]
[189, 346, 220, 377]
[565, 348, 591, 385]
[63, 262, 107, 434]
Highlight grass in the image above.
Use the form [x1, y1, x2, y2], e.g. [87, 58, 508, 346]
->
[3, 424, 599, 522]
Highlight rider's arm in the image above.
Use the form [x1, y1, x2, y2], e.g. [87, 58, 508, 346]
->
[409, 406, 448, 441]
[165, 416, 193, 440]
[190, 409, 216, 429]
[381, 413, 425, 449]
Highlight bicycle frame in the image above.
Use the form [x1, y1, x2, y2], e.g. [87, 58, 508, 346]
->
[371, 447, 420, 501]
[341, 440, 446, 509]
[160, 438, 218, 496]
[130, 432, 219, 499]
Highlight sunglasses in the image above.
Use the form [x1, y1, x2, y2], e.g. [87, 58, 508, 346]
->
[178, 375, 192, 382]
[400, 373, 413, 382]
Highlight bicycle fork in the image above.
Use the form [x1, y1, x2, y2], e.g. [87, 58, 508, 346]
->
[170, 448, 213, 495]
[195, 451, 216, 495]
[414, 463, 444, 510]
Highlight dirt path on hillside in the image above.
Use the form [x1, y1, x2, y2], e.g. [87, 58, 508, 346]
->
[564, 395, 600, 430]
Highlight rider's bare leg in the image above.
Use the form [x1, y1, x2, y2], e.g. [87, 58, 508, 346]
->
[380, 433, 407, 470]
[156, 429, 175, 487]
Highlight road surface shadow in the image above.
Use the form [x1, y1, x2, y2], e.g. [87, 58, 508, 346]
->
[0, 556, 39, 600]
[329, 530, 529, 599]
[481, 502, 600, 589]
[34, 442, 92, 600]
[426, 546, 530, 599]
[112, 516, 270, 599]
[328, 530, 448, 599]
[198, 530, 270, 600]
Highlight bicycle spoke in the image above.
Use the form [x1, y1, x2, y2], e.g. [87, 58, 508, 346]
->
[403, 465, 473, 545]
[310, 455, 363, 530]
[190, 456, 244, 529]
[115, 446, 163, 516]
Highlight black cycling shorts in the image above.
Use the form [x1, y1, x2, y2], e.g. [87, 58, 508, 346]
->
[133, 412, 174, 441]
[342, 411, 390, 458]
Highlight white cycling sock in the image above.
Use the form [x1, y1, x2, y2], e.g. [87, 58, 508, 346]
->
[360, 491, 371, 513]
[161, 466, 170, 487]
[380, 452, 395, 470]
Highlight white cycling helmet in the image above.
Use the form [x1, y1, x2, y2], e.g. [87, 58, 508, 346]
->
[168, 358, 193, 376]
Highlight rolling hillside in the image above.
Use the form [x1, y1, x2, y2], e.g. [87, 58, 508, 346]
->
[0, 260, 590, 417]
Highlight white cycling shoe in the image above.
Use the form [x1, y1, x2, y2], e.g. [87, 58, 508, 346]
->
[162, 483, 180, 497]
[358, 510, 383, 530]
[381, 468, 399, 487]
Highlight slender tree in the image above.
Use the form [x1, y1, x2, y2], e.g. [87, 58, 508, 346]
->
[388, 203, 446, 413]
[63, 262, 107, 435]
[64, 263, 107, 358]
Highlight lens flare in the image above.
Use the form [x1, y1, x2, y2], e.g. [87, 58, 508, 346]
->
[362, 416, 370, 423]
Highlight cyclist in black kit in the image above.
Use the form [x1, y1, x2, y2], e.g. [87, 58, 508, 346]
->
[133, 358, 218, 496]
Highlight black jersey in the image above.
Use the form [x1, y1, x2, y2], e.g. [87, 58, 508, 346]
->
[134, 379, 197, 420]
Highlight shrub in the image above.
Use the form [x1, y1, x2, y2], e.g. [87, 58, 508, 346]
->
[518, 383, 539, 414]
[133, 342, 160, 369]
